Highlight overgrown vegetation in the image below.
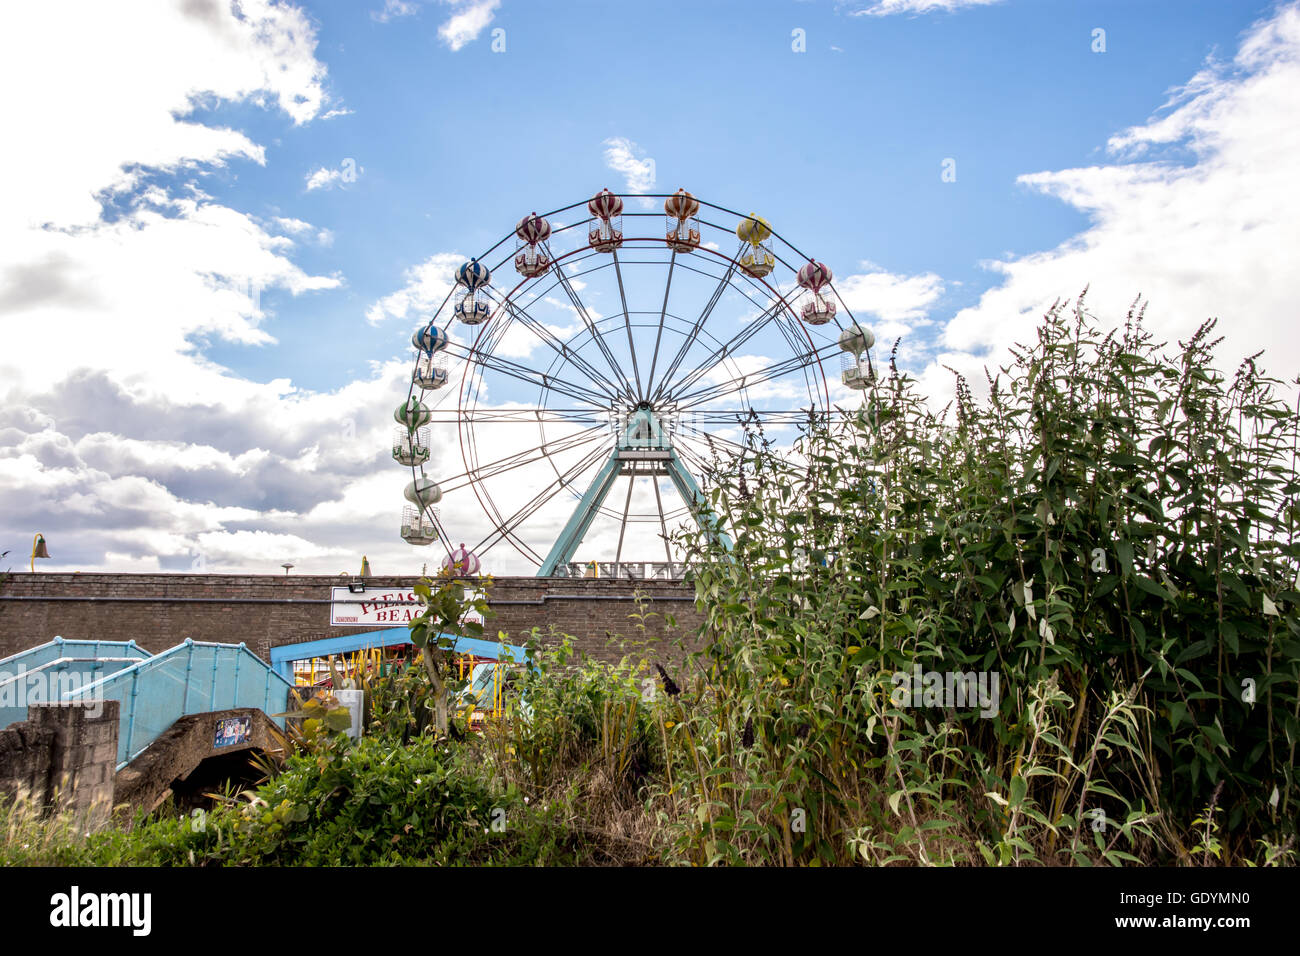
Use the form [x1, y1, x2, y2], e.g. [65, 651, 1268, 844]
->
[671, 296, 1298, 865]
[2, 297, 1295, 866]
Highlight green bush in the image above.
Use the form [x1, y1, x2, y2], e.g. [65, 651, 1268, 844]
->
[667, 297, 1298, 865]
[506, 636, 662, 795]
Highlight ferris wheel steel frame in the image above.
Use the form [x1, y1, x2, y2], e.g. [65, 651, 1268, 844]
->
[396, 190, 876, 578]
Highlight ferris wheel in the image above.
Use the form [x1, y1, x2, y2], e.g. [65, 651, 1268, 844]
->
[391, 188, 877, 579]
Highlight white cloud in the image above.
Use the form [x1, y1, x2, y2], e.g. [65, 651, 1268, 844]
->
[274, 216, 314, 235]
[305, 163, 360, 190]
[372, 0, 420, 23]
[366, 252, 466, 326]
[603, 137, 657, 206]
[924, 2, 1300, 409]
[852, 0, 1002, 15]
[437, 0, 501, 51]
[836, 266, 944, 338]
[271, 216, 334, 246]
[0, 1, 430, 575]
[1, 1, 329, 229]
[194, 529, 346, 563]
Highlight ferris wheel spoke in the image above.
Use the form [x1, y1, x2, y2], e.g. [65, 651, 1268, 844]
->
[450, 341, 611, 408]
[678, 427, 807, 486]
[442, 425, 608, 494]
[471, 443, 611, 559]
[612, 473, 636, 568]
[545, 242, 638, 401]
[649, 256, 738, 404]
[671, 341, 841, 411]
[421, 508, 454, 558]
[644, 248, 677, 396]
[763, 323, 820, 418]
[488, 294, 626, 401]
[680, 421, 804, 462]
[473, 447, 603, 561]
[424, 408, 604, 425]
[609, 248, 644, 400]
[650, 475, 674, 564]
[678, 422, 761, 459]
[659, 294, 793, 404]
[673, 443, 729, 502]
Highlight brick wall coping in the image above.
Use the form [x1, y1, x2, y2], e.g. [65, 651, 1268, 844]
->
[1, 573, 700, 605]
[0, 593, 698, 605]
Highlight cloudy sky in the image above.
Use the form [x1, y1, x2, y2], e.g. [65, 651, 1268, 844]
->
[1, 0, 1296, 576]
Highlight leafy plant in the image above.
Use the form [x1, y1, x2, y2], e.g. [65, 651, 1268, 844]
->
[663, 294, 1298, 864]
[407, 571, 492, 736]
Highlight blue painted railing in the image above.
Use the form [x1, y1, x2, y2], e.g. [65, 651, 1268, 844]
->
[60, 640, 295, 770]
[0, 637, 150, 673]
[0, 638, 154, 728]
[0, 657, 144, 728]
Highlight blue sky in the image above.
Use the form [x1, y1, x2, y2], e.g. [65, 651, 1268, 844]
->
[204, 0, 1263, 389]
[1, 0, 1296, 576]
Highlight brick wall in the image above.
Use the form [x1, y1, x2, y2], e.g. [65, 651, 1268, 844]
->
[0, 701, 120, 829]
[0, 573, 707, 665]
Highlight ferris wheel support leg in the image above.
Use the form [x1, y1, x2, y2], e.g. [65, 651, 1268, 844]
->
[537, 452, 623, 577]
[666, 449, 733, 553]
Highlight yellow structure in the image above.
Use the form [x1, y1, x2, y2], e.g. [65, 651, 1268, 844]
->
[736, 213, 775, 278]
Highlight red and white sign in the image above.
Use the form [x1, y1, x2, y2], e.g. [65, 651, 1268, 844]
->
[329, 587, 421, 627]
[329, 587, 485, 628]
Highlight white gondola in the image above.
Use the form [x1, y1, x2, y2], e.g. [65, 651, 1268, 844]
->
[737, 214, 775, 279]
[666, 215, 700, 253]
[796, 260, 837, 327]
[392, 426, 431, 466]
[739, 246, 775, 278]
[841, 351, 873, 390]
[413, 354, 448, 390]
[514, 212, 552, 278]
[514, 244, 551, 278]
[400, 505, 438, 546]
[801, 291, 836, 325]
[453, 259, 492, 324]
[454, 289, 492, 325]
[588, 188, 624, 252]
[589, 216, 623, 252]
[442, 542, 482, 575]
[404, 476, 443, 507]
[665, 189, 701, 254]
[838, 323, 874, 354]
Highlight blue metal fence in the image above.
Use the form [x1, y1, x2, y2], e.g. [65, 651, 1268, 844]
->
[60, 640, 295, 769]
[0, 657, 144, 728]
[0, 636, 149, 673]
[0, 638, 154, 728]
[1, 638, 296, 770]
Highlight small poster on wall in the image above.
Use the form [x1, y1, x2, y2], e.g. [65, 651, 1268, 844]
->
[214, 715, 252, 748]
